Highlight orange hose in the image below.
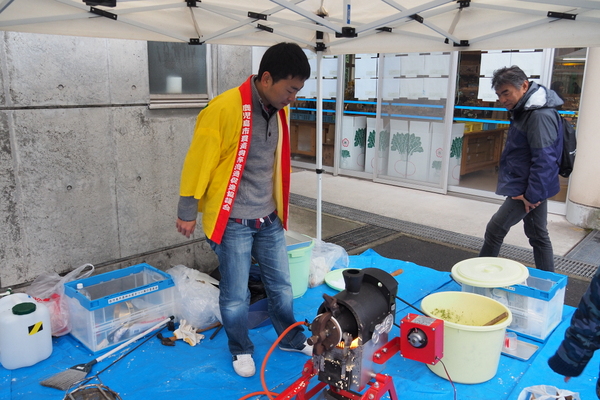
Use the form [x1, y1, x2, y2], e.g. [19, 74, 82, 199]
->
[237, 320, 309, 400]
[261, 320, 309, 400]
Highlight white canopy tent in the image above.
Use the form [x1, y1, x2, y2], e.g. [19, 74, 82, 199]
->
[1, 1, 600, 53]
[1, 0, 599, 238]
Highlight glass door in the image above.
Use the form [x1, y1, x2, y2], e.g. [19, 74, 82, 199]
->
[549, 48, 586, 203]
[333, 52, 459, 194]
[450, 49, 586, 214]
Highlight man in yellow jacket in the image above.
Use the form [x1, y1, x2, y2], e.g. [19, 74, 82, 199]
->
[176, 43, 312, 377]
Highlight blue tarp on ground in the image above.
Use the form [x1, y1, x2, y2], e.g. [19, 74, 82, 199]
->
[2, 249, 598, 399]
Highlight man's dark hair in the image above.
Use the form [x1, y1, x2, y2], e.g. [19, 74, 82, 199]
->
[257, 42, 311, 83]
[491, 66, 528, 90]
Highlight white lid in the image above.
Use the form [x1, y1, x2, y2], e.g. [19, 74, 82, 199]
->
[451, 257, 529, 288]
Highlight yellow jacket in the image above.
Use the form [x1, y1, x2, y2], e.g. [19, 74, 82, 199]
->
[179, 76, 291, 244]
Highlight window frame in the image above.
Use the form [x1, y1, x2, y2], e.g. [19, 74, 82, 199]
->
[147, 43, 213, 109]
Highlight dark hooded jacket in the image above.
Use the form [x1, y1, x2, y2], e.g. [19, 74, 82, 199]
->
[548, 265, 600, 391]
[496, 82, 563, 204]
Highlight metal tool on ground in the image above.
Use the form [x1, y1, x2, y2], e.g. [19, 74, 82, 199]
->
[41, 316, 174, 391]
[62, 322, 169, 400]
[64, 381, 122, 400]
[209, 323, 223, 340]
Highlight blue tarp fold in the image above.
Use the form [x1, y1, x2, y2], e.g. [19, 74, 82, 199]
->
[2, 249, 597, 399]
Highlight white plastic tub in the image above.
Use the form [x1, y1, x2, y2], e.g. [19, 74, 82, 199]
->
[421, 291, 512, 384]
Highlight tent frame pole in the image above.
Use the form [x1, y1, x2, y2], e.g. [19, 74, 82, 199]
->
[315, 49, 324, 241]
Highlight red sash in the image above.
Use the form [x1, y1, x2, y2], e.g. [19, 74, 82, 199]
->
[211, 76, 290, 243]
[278, 106, 291, 229]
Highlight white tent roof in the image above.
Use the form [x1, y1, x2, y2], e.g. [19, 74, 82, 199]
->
[1, 0, 600, 53]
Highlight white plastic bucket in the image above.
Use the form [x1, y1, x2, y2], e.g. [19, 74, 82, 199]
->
[0, 294, 53, 370]
[421, 291, 512, 384]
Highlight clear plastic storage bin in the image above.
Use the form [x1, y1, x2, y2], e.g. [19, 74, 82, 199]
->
[64, 263, 175, 353]
[460, 268, 567, 342]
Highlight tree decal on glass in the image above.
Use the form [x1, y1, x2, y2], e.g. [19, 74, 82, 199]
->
[379, 129, 390, 152]
[368, 129, 375, 149]
[354, 127, 366, 148]
[450, 136, 463, 159]
[341, 125, 367, 169]
[368, 129, 390, 151]
[390, 132, 424, 161]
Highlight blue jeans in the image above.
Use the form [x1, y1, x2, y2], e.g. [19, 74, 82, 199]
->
[208, 217, 306, 356]
[479, 197, 555, 272]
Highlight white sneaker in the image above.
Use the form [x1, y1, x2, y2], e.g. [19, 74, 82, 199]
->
[232, 354, 255, 377]
[279, 340, 313, 356]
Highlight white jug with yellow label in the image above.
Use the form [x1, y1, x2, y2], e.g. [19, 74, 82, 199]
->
[0, 294, 52, 369]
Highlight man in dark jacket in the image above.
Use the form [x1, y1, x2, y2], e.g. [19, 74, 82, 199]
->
[548, 266, 600, 398]
[479, 66, 563, 272]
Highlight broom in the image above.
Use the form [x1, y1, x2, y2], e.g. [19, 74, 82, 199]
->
[41, 316, 174, 391]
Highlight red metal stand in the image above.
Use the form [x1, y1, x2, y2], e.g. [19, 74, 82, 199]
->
[329, 373, 398, 400]
[275, 359, 398, 400]
[275, 360, 323, 400]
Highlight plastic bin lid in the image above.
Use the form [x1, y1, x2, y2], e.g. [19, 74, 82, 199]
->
[451, 257, 529, 288]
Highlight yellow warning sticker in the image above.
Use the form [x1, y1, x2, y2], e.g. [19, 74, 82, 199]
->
[28, 322, 43, 335]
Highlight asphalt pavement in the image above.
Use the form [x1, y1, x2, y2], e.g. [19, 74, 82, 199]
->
[287, 171, 596, 309]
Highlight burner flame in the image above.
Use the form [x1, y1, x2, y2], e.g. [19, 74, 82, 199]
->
[336, 337, 360, 349]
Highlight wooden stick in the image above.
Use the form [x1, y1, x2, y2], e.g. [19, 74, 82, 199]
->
[196, 321, 222, 333]
[484, 311, 508, 326]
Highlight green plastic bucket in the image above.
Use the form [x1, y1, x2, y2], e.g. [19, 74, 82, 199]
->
[421, 291, 513, 384]
[287, 239, 314, 298]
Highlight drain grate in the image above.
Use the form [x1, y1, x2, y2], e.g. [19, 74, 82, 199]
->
[291, 193, 598, 279]
[325, 225, 397, 253]
[566, 229, 600, 266]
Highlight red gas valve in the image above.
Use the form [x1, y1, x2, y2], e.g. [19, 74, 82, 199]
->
[399, 314, 444, 365]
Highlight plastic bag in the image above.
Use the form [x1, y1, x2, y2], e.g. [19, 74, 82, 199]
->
[308, 239, 349, 288]
[166, 265, 221, 330]
[517, 385, 581, 400]
[27, 263, 94, 336]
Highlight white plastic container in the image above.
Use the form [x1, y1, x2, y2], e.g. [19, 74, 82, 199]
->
[452, 257, 566, 341]
[0, 294, 53, 370]
[0, 292, 33, 314]
[421, 291, 512, 384]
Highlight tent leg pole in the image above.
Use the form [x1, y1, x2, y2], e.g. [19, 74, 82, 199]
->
[316, 50, 324, 241]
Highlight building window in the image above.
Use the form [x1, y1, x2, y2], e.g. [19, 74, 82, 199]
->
[147, 41, 209, 109]
[550, 48, 586, 118]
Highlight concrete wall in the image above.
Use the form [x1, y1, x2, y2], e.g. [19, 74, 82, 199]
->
[0, 33, 252, 288]
[213, 45, 253, 93]
[566, 46, 600, 230]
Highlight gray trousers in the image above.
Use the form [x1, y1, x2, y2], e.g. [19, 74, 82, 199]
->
[479, 197, 555, 272]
